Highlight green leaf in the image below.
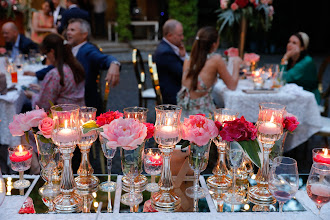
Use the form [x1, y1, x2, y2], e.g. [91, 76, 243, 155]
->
[82, 127, 103, 134]
[24, 131, 30, 144]
[38, 135, 51, 144]
[181, 140, 190, 150]
[237, 139, 261, 168]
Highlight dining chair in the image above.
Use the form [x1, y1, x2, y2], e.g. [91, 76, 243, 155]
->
[132, 49, 159, 107]
[147, 54, 163, 105]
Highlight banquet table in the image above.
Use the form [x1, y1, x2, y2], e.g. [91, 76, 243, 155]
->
[212, 79, 322, 152]
[0, 174, 329, 220]
[0, 57, 43, 147]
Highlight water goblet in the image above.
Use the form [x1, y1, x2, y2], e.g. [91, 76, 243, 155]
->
[8, 145, 33, 189]
[99, 134, 117, 192]
[268, 156, 299, 213]
[306, 163, 330, 216]
[224, 142, 245, 204]
[144, 148, 163, 192]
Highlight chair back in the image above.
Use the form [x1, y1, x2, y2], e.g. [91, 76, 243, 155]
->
[96, 70, 110, 113]
[148, 54, 163, 105]
[132, 49, 147, 106]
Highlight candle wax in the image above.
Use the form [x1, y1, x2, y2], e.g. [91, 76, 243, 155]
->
[10, 150, 32, 162]
[258, 122, 281, 135]
[155, 126, 178, 139]
[314, 154, 330, 164]
[149, 154, 163, 166]
[56, 128, 79, 143]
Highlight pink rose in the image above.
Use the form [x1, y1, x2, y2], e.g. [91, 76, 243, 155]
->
[220, 0, 228, 9]
[215, 121, 222, 131]
[37, 117, 54, 138]
[243, 53, 260, 63]
[225, 47, 239, 57]
[282, 113, 299, 132]
[144, 122, 155, 139]
[231, 3, 239, 10]
[220, 116, 257, 142]
[24, 108, 48, 128]
[96, 110, 123, 127]
[182, 114, 218, 146]
[0, 47, 6, 55]
[101, 118, 147, 150]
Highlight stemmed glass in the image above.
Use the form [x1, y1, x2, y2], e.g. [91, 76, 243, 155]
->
[224, 142, 245, 204]
[144, 148, 163, 192]
[306, 163, 330, 216]
[0, 167, 5, 207]
[99, 134, 117, 192]
[75, 107, 99, 190]
[8, 145, 33, 189]
[268, 156, 299, 213]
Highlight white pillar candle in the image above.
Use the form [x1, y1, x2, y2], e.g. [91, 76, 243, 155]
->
[258, 122, 281, 135]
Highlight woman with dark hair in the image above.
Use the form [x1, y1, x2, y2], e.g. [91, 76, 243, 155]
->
[281, 32, 320, 104]
[31, 0, 57, 44]
[177, 26, 242, 118]
[24, 33, 85, 111]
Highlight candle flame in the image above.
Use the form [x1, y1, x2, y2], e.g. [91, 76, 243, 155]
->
[323, 148, 328, 156]
[18, 145, 23, 153]
[255, 71, 260, 77]
[270, 115, 275, 123]
[155, 154, 160, 159]
[65, 120, 68, 128]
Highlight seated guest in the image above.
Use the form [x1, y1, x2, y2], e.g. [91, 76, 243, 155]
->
[1, 22, 39, 59]
[153, 19, 187, 105]
[177, 26, 242, 118]
[24, 33, 85, 111]
[31, 0, 57, 44]
[281, 32, 320, 104]
[57, 0, 90, 34]
[66, 18, 120, 114]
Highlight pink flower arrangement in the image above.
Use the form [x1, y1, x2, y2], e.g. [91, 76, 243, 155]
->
[96, 110, 123, 127]
[182, 114, 218, 146]
[243, 53, 260, 63]
[224, 47, 239, 57]
[101, 118, 147, 150]
[38, 117, 55, 138]
[144, 122, 155, 139]
[0, 47, 6, 55]
[282, 112, 299, 132]
[219, 116, 257, 142]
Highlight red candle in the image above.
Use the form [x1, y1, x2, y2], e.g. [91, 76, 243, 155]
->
[149, 153, 163, 167]
[313, 148, 330, 164]
[9, 145, 32, 162]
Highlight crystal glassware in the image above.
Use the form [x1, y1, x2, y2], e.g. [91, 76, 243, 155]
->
[151, 104, 182, 212]
[0, 167, 5, 207]
[144, 148, 163, 192]
[248, 102, 285, 205]
[120, 143, 145, 207]
[306, 163, 330, 216]
[122, 106, 148, 191]
[51, 104, 82, 213]
[8, 145, 33, 189]
[99, 134, 117, 192]
[224, 141, 245, 204]
[269, 156, 299, 212]
[186, 141, 211, 199]
[207, 108, 238, 189]
[312, 148, 330, 164]
[75, 107, 99, 190]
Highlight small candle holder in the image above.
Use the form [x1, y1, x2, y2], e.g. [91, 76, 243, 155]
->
[248, 102, 285, 205]
[207, 108, 238, 190]
[252, 70, 264, 90]
[51, 104, 82, 213]
[312, 148, 330, 164]
[8, 145, 33, 189]
[122, 106, 148, 192]
[151, 105, 182, 212]
[75, 107, 99, 190]
[144, 148, 163, 192]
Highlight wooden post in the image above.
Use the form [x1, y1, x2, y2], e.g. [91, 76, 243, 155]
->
[239, 16, 247, 59]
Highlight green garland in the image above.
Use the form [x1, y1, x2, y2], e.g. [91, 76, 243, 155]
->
[115, 0, 132, 42]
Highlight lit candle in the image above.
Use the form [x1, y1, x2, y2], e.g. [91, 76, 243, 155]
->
[56, 120, 79, 142]
[148, 54, 153, 67]
[258, 122, 281, 135]
[132, 49, 137, 63]
[152, 63, 158, 80]
[314, 148, 330, 164]
[9, 145, 32, 162]
[149, 153, 163, 166]
[155, 125, 178, 139]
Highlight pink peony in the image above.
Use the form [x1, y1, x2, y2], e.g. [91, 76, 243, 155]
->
[182, 114, 218, 146]
[101, 118, 147, 150]
[23, 108, 48, 128]
[37, 117, 54, 138]
[225, 47, 239, 57]
[9, 113, 27, 136]
[244, 53, 260, 63]
[144, 122, 155, 139]
[96, 110, 123, 127]
[220, 116, 257, 142]
[231, 3, 239, 10]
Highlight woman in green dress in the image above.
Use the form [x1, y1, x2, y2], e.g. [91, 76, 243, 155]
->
[281, 32, 321, 104]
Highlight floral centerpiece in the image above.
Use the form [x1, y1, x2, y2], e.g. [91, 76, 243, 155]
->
[0, 0, 31, 19]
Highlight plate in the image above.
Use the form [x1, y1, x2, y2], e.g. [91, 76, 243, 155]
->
[242, 89, 278, 94]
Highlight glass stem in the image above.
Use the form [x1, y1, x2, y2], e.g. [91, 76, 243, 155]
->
[279, 202, 283, 213]
[107, 191, 112, 213]
[194, 170, 200, 193]
[151, 175, 155, 184]
[19, 171, 24, 182]
[59, 149, 75, 194]
[107, 158, 112, 183]
[158, 146, 174, 191]
[129, 175, 135, 201]
[232, 167, 236, 192]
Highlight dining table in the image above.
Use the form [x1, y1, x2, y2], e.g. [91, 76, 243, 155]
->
[212, 79, 322, 152]
[0, 57, 44, 147]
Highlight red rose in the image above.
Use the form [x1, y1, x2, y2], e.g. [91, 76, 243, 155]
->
[235, 0, 249, 8]
[219, 116, 257, 142]
[215, 121, 222, 131]
[144, 122, 155, 139]
[283, 116, 299, 132]
[96, 110, 123, 127]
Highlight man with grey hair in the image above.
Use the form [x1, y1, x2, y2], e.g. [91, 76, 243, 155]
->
[153, 19, 187, 104]
[66, 18, 120, 114]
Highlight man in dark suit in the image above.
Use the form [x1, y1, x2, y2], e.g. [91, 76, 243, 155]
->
[66, 18, 120, 114]
[52, 0, 66, 27]
[1, 22, 39, 59]
[57, 0, 90, 34]
[153, 19, 187, 105]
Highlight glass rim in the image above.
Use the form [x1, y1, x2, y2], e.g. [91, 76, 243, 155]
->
[311, 162, 330, 171]
[273, 156, 297, 165]
[123, 106, 149, 113]
[312, 148, 329, 152]
[79, 106, 97, 112]
[259, 102, 286, 110]
[50, 104, 80, 112]
[214, 108, 239, 115]
[155, 104, 182, 111]
[8, 144, 33, 151]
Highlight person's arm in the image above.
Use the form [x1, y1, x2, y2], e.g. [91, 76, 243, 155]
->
[282, 57, 311, 82]
[24, 65, 55, 80]
[217, 55, 241, 90]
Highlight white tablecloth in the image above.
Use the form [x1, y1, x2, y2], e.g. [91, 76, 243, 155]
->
[0, 175, 329, 220]
[0, 57, 42, 146]
[212, 79, 322, 152]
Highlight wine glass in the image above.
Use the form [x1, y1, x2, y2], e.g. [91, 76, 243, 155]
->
[268, 156, 299, 213]
[306, 163, 330, 216]
[224, 142, 245, 204]
[144, 148, 162, 192]
[99, 134, 117, 192]
[0, 167, 5, 207]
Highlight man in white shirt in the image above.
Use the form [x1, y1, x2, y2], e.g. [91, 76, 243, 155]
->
[52, 0, 66, 27]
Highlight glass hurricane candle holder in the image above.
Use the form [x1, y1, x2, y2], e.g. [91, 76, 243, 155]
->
[75, 107, 99, 190]
[151, 104, 182, 212]
[144, 148, 163, 192]
[207, 108, 238, 189]
[248, 102, 285, 205]
[313, 148, 330, 164]
[122, 106, 148, 191]
[8, 145, 33, 189]
[51, 104, 82, 213]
